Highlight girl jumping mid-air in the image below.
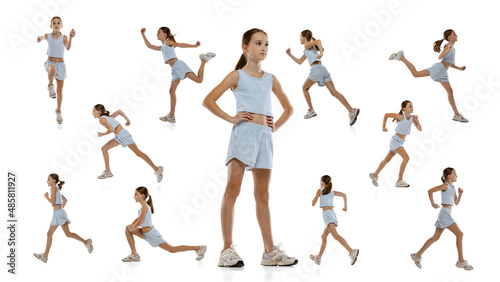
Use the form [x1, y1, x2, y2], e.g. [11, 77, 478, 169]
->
[369, 100, 422, 188]
[37, 16, 75, 124]
[286, 30, 359, 125]
[389, 29, 468, 123]
[141, 27, 215, 123]
[410, 168, 473, 271]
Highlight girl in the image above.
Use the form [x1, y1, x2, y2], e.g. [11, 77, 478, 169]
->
[389, 29, 468, 123]
[34, 174, 93, 263]
[37, 16, 75, 124]
[93, 104, 164, 182]
[310, 175, 359, 265]
[203, 28, 297, 267]
[286, 30, 359, 125]
[123, 186, 206, 262]
[369, 100, 422, 188]
[410, 168, 473, 271]
[141, 27, 216, 123]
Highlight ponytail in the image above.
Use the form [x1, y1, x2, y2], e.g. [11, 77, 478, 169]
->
[433, 29, 454, 53]
[393, 100, 411, 123]
[235, 28, 267, 70]
[235, 53, 247, 70]
[136, 186, 154, 214]
[147, 195, 154, 214]
[301, 30, 324, 52]
[49, 173, 65, 190]
[321, 175, 333, 195]
[94, 104, 110, 117]
[160, 27, 176, 43]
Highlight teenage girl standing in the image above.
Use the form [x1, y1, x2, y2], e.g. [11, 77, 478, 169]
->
[203, 28, 297, 267]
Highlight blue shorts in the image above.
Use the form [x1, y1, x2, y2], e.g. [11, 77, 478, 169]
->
[426, 63, 449, 83]
[50, 208, 71, 226]
[322, 209, 338, 229]
[171, 60, 193, 81]
[435, 207, 455, 229]
[226, 121, 273, 171]
[45, 60, 67, 81]
[389, 134, 405, 153]
[308, 64, 332, 84]
[142, 227, 167, 247]
[114, 129, 135, 147]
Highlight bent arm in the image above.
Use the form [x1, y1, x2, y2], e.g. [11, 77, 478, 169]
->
[312, 189, 321, 206]
[111, 110, 130, 123]
[141, 33, 161, 51]
[334, 191, 347, 209]
[99, 118, 115, 135]
[202, 71, 239, 124]
[271, 75, 293, 131]
[167, 39, 198, 48]
[131, 205, 147, 229]
[287, 51, 306, 65]
[428, 184, 447, 207]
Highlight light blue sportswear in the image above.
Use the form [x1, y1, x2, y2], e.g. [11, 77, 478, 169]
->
[171, 60, 192, 81]
[389, 134, 405, 153]
[441, 45, 455, 65]
[304, 47, 321, 65]
[161, 41, 177, 63]
[426, 63, 449, 82]
[395, 112, 413, 135]
[232, 69, 273, 117]
[44, 60, 67, 81]
[435, 207, 455, 229]
[322, 210, 338, 229]
[51, 186, 62, 205]
[143, 227, 166, 247]
[441, 183, 455, 205]
[50, 208, 71, 226]
[47, 33, 65, 58]
[138, 204, 153, 227]
[100, 115, 135, 147]
[319, 188, 334, 208]
[101, 116, 120, 130]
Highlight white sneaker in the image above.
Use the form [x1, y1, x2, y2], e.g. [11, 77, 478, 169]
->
[410, 253, 422, 269]
[159, 114, 176, 123]
[97, 171, 113, 179]
[452, 114, 469, 123]
[34, 253, 48, 263]
[369, 173, 379, 187]
[304, 109, 317, 119]
[349, 249, 359, 265]
[155, 166, 164, 183]
[196, 245, 207, 260]
[55, 109, 63, 124]
[456, 260, 473, 271]
[395, 180, 410, 188]
[122, 253, 140, 262]
[48, 85, 56, 99]
[85, 238, 93, 253]
[200, 52, 216, 62]
[349, 108, 360, 126]
[309, 254, 321, 265]
[261, 244, 298, 266]
[389, 50, 404, 61]
[218, 245, 244, 267]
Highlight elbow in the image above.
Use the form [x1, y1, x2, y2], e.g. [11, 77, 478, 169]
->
[202, 99, 209, 109]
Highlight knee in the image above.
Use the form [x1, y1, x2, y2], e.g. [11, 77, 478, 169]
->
[224, 186, 241, 201]
[254, 191, 269, 205]
[169, 89, 176, 96]
[48, 66, 56, 74]
[133, 150, 143, 157]
[46, 230, 54, 237]
[63, 230, 72, 237]
[456, 231, 463, 239]
[101, 146, 107, 153]
[321, 233, 327, 241]
[403, 155, 410, 162]
[432, 233, 441, 241]
[302, 85, 310, 92]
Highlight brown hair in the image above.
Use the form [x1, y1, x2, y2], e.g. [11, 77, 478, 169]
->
[136, 186, 154, 214]
[235, 28, 267, 70]
[321, 175, 333, 195]
[393, 100, 411, 123]
[441, 167, 455, 183]
[433, 29, 453, 53]
[51, 16, 62, 24]
[301, 30, 323, 52]
[49, 173, 65, 190]
[160, 27, 176, 43]
[94, 104, 110, 117]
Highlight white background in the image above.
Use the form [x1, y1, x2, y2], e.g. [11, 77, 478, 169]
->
[1, 0, 499, 281]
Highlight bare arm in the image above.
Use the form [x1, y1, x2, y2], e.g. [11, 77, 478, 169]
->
[455, 187, 463, 205]
[285, 48, 307, 65]
[382, 113, 402, 131]
[37, 33, 48, 43]
[140, 28, 161, 51]
[428, 184, 447, 208]
[98, 118, 115, 137]
[271, 75, 293, 132]
[65, 29, 75, 50]
[312, 189, 321, 206]
[166, 39, 200, 48]
[305, 40, 324, 58]
[44, 186, 57, 205]
[61, 195, 68, 208]
[412, 115, 422, 131]
[131, 204, 148, 230]
[438, 43, 453, 60]
[111, 110, 131, 125]
[334, 191, 347, 211]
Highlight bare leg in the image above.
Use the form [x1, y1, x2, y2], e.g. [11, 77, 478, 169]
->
[324, 81, 353, 113]
[221, 159, 246, 251]
[185, 59, 206, 83]
[394, 147, 410, 182]
[125, 226, 144, 256]
[253, 168, 274, 254]
[158, 242, 200, 253]
[316, 229, 329, 259]
[327, 223, 353, 254]
[60, 222, 87, 244]
[127, 143, 158, 171]
[47, 64, 56, 87]
[374, 151, 396, 177]
[101, 139, 120, 172]
[400, 56, 431, 78]
[44, 225, 59, 257]
[447, 223, 464, 262]
[168, 79, 180, 117]
[439, 82, 460, 116]
[55, 79, 64, 113]
[302, 78, 316, 111]
[416, 227, 445, 257]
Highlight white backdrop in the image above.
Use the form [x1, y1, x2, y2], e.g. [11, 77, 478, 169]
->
[1, 0, 499, 281]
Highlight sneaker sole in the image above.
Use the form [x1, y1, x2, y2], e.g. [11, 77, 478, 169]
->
[350, 109, 360, 126]
[351, 250, 359, 265]
[410, 254, 422, 269]
[218, 260, 244, 267]
[261, 259, 298, 266]
[304, 114, 317, 119]
[395, 185, 410, 188]
[34, 253, 47, 263]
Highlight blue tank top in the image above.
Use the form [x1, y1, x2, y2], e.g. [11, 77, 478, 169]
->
[304, 47, 321, 65]
[47, 33, 65, 58]
[395, 112, 413, 135]
[319, 188, 334, 208]
[232, 69, 273, 117]
[138, 204, 153, 227]
[101, 116, 120, 131]
[161, 41, 177, 63]
[441, 45, 455, 65]
[51, 186, 62, 205]
[441, 183, 455, 205]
